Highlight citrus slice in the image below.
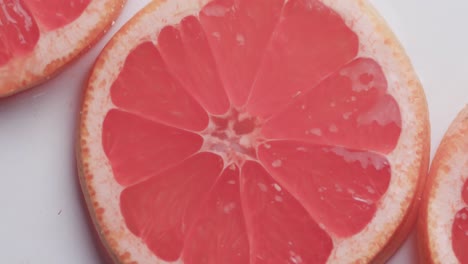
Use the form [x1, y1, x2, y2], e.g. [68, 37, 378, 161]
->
[78, 0, 430, 263]
[418, 105, 468, 264]
[0, 0, 126, 97]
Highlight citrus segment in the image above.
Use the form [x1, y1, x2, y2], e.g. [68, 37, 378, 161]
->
[102, 109, 203, 186]
[110, 42, 209, 132]
[22, 0, 90, 30]
[183, 165, 250, 264]
[453, 207, 468, 263]
[258, 141, 390, 237]
[158, 16, 230, 115]
[246, 0, 358, 118]
[0, 0, 39, 66]
[241, 161, 333, 263]
[262, 58, 401, 154]
[199, 0, 283, 107]
[120, 152, 224, 261]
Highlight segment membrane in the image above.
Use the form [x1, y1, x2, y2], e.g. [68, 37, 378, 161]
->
[241, 161, 333, 264]
[120, 153, 224, 261]
[246, 0, 358, 118]
[257, 141, 391, 237]
[199, 0, 284, 107]
[183, 165, 250, 264]
[111, 42, 209, 132]
[158, 16, 230, 115]
[262, 58, 401, 154]
[103, 109, 203, 186]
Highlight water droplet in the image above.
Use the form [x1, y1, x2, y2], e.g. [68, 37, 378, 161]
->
[335, 184, 343, 192]
[292, 91, 302, 98]
[236, 33, 245, 46]
[330, 102, 336, 107]
[366, 186, 376, 194]
[258, 183, 268, 192]
[329, 124, 338, 133]
[352, 194, 373, 205]
[274, 195, 283, 202]
[461, 213, 467, 220]
[273, 183, 282, 192]
[343, 112, 353, 120]
[301, 104, 306, 110]
[212, 31, 221, 40]
[289, 251, 303, 264]
[264, 143, 272, 149]
[272, 159, 283, 168]
[307, 128, 322, 136]
[296, 147, 307, 152]
[228, 180, 236, 185]
[223, 202, 236, 214]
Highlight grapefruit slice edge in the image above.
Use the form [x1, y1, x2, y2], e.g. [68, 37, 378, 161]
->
[78, 0, 430, 263]
[0, 0, 126, 97]
[419, 105, 468, 264]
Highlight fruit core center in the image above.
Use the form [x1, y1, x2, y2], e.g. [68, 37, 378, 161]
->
[201, 109, 261, 166]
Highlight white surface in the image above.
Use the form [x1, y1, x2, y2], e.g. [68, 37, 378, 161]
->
[0, 0, 466, 263]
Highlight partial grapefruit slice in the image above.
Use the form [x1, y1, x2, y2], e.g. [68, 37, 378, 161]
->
[78, 0, 430, 263]
[0, 0, 126, 97]
[419, 105, 468, 264]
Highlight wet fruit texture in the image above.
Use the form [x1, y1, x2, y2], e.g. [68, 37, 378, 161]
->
[0, 0, 90, 66]
[102, 0, 402, 262]
[452, 180, 468, 263]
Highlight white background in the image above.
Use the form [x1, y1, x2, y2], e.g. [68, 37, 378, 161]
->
[0, 0, 467, 263]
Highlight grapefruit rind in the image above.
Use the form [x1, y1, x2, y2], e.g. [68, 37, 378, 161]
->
[0, 0, 126, 97]
[78, 0, 429, 263]
[419, 105, 468, 264]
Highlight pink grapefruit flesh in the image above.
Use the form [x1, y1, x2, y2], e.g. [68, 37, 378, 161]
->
[0, 0, 40, 66]
[0, 0, 126, 96]
[0, 0, 91, 66]
[22, 0, 91, 30]
[79, 0, 430, 263]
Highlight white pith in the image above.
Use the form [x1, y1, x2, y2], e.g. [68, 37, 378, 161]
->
[426, 106, 468, 264]
[0, 0, 123, 95]
[80, 0, 426, 263]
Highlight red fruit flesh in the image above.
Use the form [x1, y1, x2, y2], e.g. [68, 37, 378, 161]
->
[0, 0, 90, 66]
[22, 0, 90, 30]
[0, 0, 39, 66]
[241, 161, 333, 263]
[452, 180, 468, 263]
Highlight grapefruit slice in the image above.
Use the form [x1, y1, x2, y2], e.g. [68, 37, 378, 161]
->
[0, 0, 126, 97]
[78, 0, 430, 263]
[418, 105, 468, 264]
